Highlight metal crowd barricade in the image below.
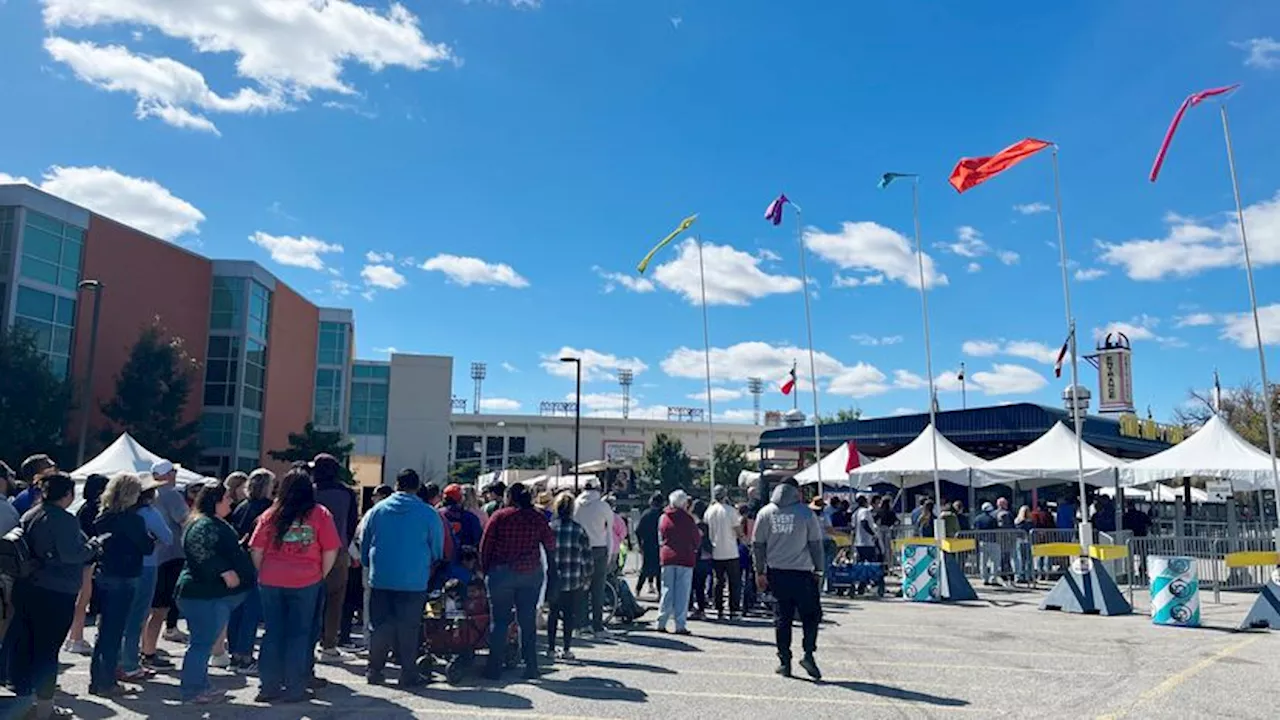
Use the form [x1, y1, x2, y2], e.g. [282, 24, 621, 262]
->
[1212, 536, 1277, 603]
[955, 529, 1034, 585]
[1126, 536, 1218, 604]
[1028, 528, 1078, 581]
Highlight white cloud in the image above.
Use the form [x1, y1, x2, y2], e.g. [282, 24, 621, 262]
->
[804, 221, 947, 290]
[891, 407, 917, 416]
[0, 173, 34, 186]
[372, 346, 397, 355]
[42, 1, 452, 130]
[970, 364, 1047, 395]
[938, 225, 990, 258]
[1075, 268, 1107, 281]
[501, 362, 519, 373]
[1014, 202, 1051, 215]
[480, 397, 521, 412]
[962, 340, 1000, 357]
[33, 165, 204, 240]
[249, 232, 342, 270]
[1176, 312, 1217, 328]
[366, 251, 395, 263]
[1094, 314, 1182, 346]
[592, 266, 654, 294]
[542, 347, 647, 382]
[43, 38, 286, 135]
[421, 254, 529, 288]
[329, 278, 354, 296]
[966, 262, 982, 273]
[651, 240, 802, 306]
[1002, 340, 1060, 364]
[851, 334, 904, 347]
[1233, 37, 1280, 69]
[756, 248, 782, 262]
[1220, 304, 1280, 347]
[688, 387, 745, 402]
[828, 363, 892, 398]
[1098, 193, 1280, 280]
[832, 273, 885, 288]
[997, 250, 1020, 265]
[360, 264, 406, 290]
[720, 409, 758, 423]
[662, 341, 845, 384]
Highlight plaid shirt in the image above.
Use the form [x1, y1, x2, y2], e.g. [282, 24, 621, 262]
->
[548, 517, 594, 593]
[480, 507, 555, 574]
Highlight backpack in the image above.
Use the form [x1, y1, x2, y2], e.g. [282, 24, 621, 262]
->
[0, 525, 40, 580]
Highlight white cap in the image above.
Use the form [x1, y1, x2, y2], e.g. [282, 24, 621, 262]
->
[151, 459, 175, 477]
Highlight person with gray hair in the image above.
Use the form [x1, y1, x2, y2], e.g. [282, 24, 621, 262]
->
[703, 485, 744, 620]
[656, 490, 700, 635]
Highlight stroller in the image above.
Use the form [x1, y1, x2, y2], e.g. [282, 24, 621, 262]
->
[827, 546, 886, 597]
[418, 549, 519, 684]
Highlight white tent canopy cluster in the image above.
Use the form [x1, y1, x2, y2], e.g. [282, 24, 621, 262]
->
[790, 416, 1278, 494]
[72, 432, 210, 487]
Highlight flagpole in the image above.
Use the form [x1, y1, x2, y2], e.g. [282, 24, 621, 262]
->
[960, 362, 967, 410]
[1219, 104, 1280, 543]
[696, 235, 717, 490]
[791, 203, 824, 489]
[909, 179, 944, 531]
[1050, 147, 1092, 553]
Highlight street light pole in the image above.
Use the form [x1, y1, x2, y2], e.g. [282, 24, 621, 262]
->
[497, 420, 509, 478]
[561, 357, 582, 492]
[76, 280, 104, 467]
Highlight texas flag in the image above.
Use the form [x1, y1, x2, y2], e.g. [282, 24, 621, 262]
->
[1054, 331, 1072, 378]
[844, 440, 861, 472]
[780, 363, 797, 395]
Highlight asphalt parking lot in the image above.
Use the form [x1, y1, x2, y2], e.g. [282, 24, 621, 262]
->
[2, 583, 1277, 719]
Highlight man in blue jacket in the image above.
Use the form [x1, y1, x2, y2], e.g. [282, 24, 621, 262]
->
[359, 469, 443, 688]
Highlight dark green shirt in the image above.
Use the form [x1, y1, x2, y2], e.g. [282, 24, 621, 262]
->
[176, 516, 256, 600]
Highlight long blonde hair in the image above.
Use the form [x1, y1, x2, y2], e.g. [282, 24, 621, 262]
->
[99, 472, 144, 517]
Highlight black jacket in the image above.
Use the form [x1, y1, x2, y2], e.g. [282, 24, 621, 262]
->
[93, 509, 155, 579]
[22, 503, 95, 595]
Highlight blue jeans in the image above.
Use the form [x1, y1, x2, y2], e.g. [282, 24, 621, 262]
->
[120, 565, 157, 673]
[226, 584, 261, 659]
[177, 593, 244, 700]
[485, 566, 543, 673]
[90, 575, 137, 690]
[259, 583, 322, 698]
[658, 565, 692, 631]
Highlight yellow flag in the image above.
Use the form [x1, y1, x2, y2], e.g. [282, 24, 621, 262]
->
[636, 214, 698, 274]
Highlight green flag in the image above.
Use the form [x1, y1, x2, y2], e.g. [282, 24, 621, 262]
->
[878, 172, 918, 189]
[637, 214, 698, 274]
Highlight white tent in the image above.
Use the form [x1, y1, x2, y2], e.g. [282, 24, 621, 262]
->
[737, 469, 759, 489]
[71, 432, 208, 486]
[850, 423, 983, 488]
[1099, 484, 1215, 504]
[973, 421, 1126, 489]
[1120, 414, 1278, 490]
[794, 441, 872, 486]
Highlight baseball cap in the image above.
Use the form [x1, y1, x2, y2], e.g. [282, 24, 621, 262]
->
[981, 502, 995, 512]
[139, 474, 167, 492]
[443, 483, 463, 503]
[151, 459, 175, 477]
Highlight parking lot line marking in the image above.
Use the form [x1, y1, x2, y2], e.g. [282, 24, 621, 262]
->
[1094, 635, 1260, 720]
[610, 687, 993, 713]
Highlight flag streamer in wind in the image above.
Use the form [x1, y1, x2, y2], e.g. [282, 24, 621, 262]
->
[949, 138, 1051, 193]
[637, 214, 698, 274]
[1053, 330, 1072, 379]
[878, 172, 917, 189]
[780, 363, 797, 396]
[844, 440, 861, 473]
[1148, 84, 1240, 183]
[764, 194, 790, 226]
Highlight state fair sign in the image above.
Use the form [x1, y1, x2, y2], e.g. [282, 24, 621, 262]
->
[1097, 348, 1134, 412]
[602, 440, 645, 465]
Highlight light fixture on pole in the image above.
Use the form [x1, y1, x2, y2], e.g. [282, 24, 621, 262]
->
[747, 377, 764, 426]
[560, 356, 582, 492]
[75, 280, 104, 467]
[618, 368, 633, 420]
[470, 362, 486, 415]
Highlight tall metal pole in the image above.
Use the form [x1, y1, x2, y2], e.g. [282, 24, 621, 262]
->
[574, 360, 581, 492]
[1219, 105, 1280, 543]
[1050, 148, 1092, 553]
[792, 205, 824, 488]
[908, 181, 944, 537]
[695, 236, 716, 488]
[76, 280, 104, 467]
[960, 362, 967, 410]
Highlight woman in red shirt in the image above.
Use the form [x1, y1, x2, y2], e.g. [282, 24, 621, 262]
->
[657, 490, 701, 635]
[249, 468, 340, 704]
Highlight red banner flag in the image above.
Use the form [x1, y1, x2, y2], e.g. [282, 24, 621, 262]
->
[1148, 84, 1240, 183]
[949, 138, 1052, 194]
[844, 440, 861, 473]
[780, 364, 797, 396]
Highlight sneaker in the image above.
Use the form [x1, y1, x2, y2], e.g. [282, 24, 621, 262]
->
[556, 649, 576, 662]
[254, 691, 282, 704]
[799, 655, 822, 681]
[119, 668, 154, 682]
[163, 628, 190, 643]
[63, 639, 93, 655]
[367, 672, 387, 686]
[186, 689, 227, 705]
[209, 652, 231, 669]
[308, 676, 329, 690]
[674, 628, 692, 636]
[233, 658, 258, 675]
[318, 647, 351, 663]
[89, 683, 126, 697]
[775, 662, 792, 678]
[141, 653, 174, 669]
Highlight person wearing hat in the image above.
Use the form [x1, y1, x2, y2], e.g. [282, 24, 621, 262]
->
[703, 485, 744, 621]
[119, 473, 174, 682]
[439, 483, 483, 553]
[311, 453, 358, 663]
[142, 459, 191, 666]
[571, 477, 613, 637]
[972, 501, 1002, 586]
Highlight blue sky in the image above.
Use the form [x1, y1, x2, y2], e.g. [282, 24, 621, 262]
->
[3, 1, 1280, 425]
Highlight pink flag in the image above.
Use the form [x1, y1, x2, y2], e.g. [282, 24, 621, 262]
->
[1149, 85, 1240, 182]
[764, 193, 789, 225]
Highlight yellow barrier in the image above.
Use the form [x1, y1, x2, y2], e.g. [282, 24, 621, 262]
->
[1088, 544, 1129, 561]
[831, 534, 852, 548]
[1032, 542, 1082, 558]
[892, 537, 936, 552]
[1225, 550, 1280, 568]
[940, 537, 976, 554]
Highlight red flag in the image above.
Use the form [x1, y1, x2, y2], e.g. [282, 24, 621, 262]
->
[780, 364, 796, 395]
[1053, 331, 1071, 378]
[844, 440, 861, 473]
[949, 138, 1052, 194]
[1148, 84, 1240, 182]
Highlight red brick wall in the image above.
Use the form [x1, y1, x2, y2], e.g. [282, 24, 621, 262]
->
[262, 283, 318, 476]
[75, 215, 213, 455]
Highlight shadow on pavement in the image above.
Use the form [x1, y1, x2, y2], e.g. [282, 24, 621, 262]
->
[535, 677, 648, 703]
[411, 686, 535, 709]
[823, 679, 969, 707]
[579, 658, 677, 675]
[693, 634, 774, 648]
[616, 634, 700, 652]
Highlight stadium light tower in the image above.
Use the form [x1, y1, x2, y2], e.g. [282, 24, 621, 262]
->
[470, 362, 486, 415]
[747, 377, 764, 425]
[618, 367, 634, 420]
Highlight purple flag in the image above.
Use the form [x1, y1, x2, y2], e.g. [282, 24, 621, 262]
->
[764, 193, 789, 226]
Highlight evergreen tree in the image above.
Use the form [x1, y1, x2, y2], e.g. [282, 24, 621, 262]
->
[712, 440, 750, 490]
[641, 432, 694, 498]
[99, 319, 201, 465]
[0, 325, 74, 468]
[268, 422, 356, 484]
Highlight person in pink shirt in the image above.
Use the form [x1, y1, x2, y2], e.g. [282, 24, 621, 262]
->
[249, 468, 340, 704]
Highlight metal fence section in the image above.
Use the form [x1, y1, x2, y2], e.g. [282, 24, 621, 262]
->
[1125, 535, 1273, 604]
[954, 530, 1038, 586]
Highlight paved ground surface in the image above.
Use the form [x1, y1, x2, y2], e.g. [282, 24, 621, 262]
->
[1, 582, 1277, 719]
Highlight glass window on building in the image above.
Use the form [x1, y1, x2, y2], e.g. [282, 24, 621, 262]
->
[19, 210, 83, 291]
[508, 436, 527, 456]
[313, 367, 343, 428]
[248, 282, 271, 340]
[353, 363, 390, 380]
[486, 436, 503, 461]
[200, 412, 234, 450]
[200, 454, 232, 479]
[234, 456, 258, 473]
[243, 339, 267, 412]
[317, 321, 348, 366]
[349, 379, 388, 436]
[203, 335, 241, 407]
[455, 435, 481, 460]
[1, 207, 16, 278]
[209, 277, 245, 331]
[239, 414, 262, 454]
[13, 285, 75, 378]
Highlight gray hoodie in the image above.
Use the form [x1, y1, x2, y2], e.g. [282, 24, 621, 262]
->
[752, 484, 824, 573]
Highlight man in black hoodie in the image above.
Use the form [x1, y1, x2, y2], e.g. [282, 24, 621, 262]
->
[634, 492, 663, 597]
[313, 454, 357, 663]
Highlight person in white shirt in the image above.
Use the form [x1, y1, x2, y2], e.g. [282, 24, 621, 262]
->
[702, 485, 744, 620]
[851, 495, 885, 595]
[572, 480, 614, 636]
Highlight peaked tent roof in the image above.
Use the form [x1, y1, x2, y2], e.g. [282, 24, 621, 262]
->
[1120, 414, 1278, 490]
[794, 441, 872, 486]
[973, 421, 1126, 489]
[850, 423, 983, 488]
[71, 432, 207, 486]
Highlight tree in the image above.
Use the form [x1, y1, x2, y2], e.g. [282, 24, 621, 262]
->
[819, 407, 863, 424]
[1172, 380, 1279, 450]
[99, 319, 201, 466]
[449, 461, 482, 484]
[268, 422, 355, 484]
[641, 432, 694, 498]
[507, 448, 564, 471]
[0, 325, 74, 469]
[713, 440, 750, 490]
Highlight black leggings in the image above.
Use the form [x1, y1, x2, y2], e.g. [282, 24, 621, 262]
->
[548, 589, 580, 653]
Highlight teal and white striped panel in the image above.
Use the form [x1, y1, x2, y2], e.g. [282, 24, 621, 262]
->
[901, 543, 939, 603]
[1149, 556, 1200, 627]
